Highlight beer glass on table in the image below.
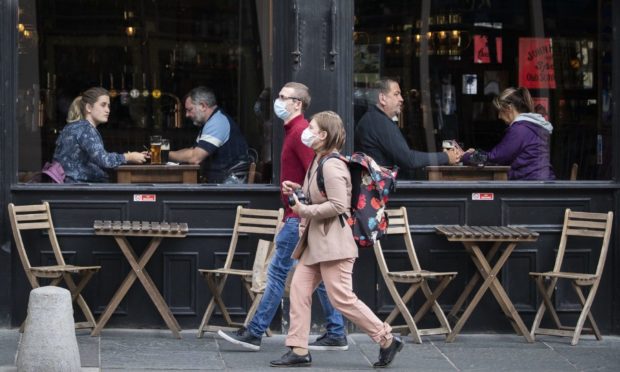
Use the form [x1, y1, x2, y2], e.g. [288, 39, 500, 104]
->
[161, 139, 170, 164]
[150, 135, 162, 164]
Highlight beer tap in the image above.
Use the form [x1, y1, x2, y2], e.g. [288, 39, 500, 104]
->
[162, 92, 182, 128]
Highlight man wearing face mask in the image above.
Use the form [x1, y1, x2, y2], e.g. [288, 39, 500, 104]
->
[355, 78, 461, 176]
[169, 86, 249, 183]
[218, 82, 348, 352]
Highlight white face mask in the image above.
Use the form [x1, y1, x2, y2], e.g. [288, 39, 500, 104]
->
[301, 127, 318, 148]
[273, 99, 291, 121]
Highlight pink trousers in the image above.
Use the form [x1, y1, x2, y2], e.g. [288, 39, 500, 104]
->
[285, 257, 392, 349]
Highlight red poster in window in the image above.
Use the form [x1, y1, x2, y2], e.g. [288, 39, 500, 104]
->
[496, 37, 502, 63]
[474, 35, 502, 64]
[519, 38, 556, 89]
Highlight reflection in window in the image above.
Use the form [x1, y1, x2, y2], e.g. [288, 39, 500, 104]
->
[17, 0, 272, 184]
[354, 0, 612, 180]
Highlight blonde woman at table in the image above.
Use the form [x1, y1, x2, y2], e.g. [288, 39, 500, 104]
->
[270, 111, 403, 369]
[53, 87, 147, 183]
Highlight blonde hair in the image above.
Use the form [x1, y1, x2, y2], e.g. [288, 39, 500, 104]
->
[311, 111, 346, 152]
[66, 97, 83, 123]
[493, 87, 534, 114]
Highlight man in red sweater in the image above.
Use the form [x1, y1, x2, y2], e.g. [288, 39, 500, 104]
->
[218, 82, 348, 352]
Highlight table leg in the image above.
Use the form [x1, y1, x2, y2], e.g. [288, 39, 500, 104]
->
[468, 242, 534, 343]
[91, 237, 145, 336]
[137, 261, 183, 332]
[92, 236, 181, 338]
[116, 236, 182, 338]
[449, 241, 502, 319]
[447, 242, 516, 342]
[466, 243, 520, 336]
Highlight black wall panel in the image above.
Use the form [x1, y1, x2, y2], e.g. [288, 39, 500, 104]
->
[5, 183, 620, 333]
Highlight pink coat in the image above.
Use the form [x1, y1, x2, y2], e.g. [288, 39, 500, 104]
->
[292, 155, 358, 265]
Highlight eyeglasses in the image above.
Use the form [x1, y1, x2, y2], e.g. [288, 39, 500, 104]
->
[278, 94, 301, 101]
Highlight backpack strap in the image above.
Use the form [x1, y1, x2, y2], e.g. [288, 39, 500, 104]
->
[316, 153, 347, 196]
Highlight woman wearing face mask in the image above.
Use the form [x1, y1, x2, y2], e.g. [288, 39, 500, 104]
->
[272, 111, 403, 369]
[53, 87, 147, 183]
[218, 83, 349, 352]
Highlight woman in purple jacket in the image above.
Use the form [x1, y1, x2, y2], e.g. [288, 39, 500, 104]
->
[464, 87, 555, 180]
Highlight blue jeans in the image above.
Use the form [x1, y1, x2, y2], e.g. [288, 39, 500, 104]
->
[247, 217, 345, 339]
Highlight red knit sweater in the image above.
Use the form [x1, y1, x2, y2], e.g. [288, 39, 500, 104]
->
[280, 114, 314, 219]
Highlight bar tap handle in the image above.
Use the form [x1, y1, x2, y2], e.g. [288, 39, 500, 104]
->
[162, 92, 182, 128]
[37, 100, 45, 128]
[174, 102, 182, 128]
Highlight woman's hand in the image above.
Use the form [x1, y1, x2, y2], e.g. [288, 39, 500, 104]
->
[289, 192, 302, 215]
[444, 148, 461, 164]
[125, 151, 147, 164]
[281, 180, 301, 196]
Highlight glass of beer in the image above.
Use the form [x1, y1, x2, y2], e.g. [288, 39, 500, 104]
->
[161, 138, 170, 164]
[150, 135, 162, 164]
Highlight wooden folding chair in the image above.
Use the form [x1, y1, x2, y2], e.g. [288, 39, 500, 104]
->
[530, 209, 613, 345]
[374, 207, 457, 343]
[197, 206, 283, 337]
[8, 202, 101, 331]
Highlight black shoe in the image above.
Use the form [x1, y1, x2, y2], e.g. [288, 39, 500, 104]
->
[217, 328, 261, 351]
[308, 333, 349, 351]
[270, 349, 312, 367]
[373, 336, 403, 368]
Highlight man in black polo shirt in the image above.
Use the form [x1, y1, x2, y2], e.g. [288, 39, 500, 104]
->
[355, 78, 461, 172]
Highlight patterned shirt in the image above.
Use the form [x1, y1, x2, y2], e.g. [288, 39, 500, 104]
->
[53, 120, 126, 183]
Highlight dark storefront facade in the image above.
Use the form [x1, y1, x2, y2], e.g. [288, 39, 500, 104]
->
[1, 0, 619, 335]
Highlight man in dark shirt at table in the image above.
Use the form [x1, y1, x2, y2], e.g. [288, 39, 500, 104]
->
[169, 86, 249, 183]
[355, 78, 461, 173]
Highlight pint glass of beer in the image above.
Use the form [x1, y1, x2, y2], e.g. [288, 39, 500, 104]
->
[150, 135, 162, 164]
[161, 139, 170, 164]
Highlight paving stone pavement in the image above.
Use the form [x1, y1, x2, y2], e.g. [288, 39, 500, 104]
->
[0, 329, 619, 371]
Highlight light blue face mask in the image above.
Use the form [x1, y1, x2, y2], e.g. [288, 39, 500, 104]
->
[273, 99, 291, 121]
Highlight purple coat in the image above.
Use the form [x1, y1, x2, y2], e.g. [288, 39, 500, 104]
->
[466, 114, 555, 180]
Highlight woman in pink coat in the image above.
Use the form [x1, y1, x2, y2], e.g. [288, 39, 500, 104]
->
[270, 111, 402, 368]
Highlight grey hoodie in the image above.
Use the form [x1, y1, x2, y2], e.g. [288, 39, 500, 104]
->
[514, 113, 553, 134]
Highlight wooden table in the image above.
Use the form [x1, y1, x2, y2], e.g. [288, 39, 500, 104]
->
[426, 165, 510, 181]
[435, 225, 539, 342]
[92, 220, 189, 338]
[116, 164, 200, 184]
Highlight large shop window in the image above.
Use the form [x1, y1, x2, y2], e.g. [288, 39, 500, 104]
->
[354, 0, 613, 180]
[17, 0, 273, 184]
